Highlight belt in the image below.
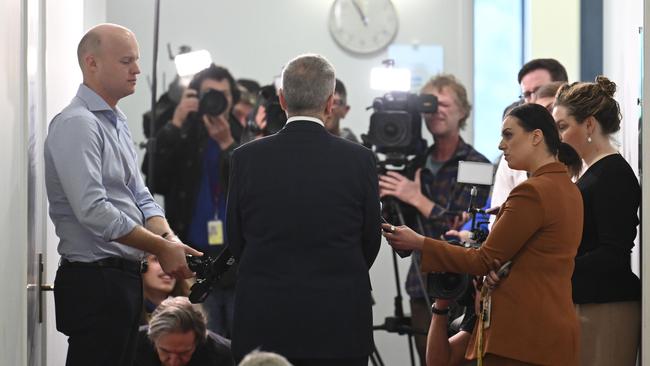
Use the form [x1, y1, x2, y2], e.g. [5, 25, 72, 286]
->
[60, 257, 144, 273]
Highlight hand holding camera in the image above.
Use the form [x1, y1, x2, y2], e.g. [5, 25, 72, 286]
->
[203, 114, 234, 149]
[171, 88, 199, 128]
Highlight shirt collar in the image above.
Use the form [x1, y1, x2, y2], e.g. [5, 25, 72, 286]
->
[76, 84, 127, 123]
[285, 115, 325, 127]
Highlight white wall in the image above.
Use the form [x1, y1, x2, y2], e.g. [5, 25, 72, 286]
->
[526, 0, 581, 81]
[0, 0, 28, 365]
[44, 0, 93, 364]
[105, 1, 473, 363]
[603, 0, 643, 277]
[106, 0, 475, 155]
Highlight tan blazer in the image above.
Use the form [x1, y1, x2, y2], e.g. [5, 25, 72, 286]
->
[421, 162, 583, 365]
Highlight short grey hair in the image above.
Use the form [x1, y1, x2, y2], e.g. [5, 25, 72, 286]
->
[280, 54, 336, 115]
[147, 296, 207, 346]
[238, 350, 293, 366]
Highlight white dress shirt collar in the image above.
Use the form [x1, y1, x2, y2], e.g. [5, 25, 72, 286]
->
[285, 115, 325, 127]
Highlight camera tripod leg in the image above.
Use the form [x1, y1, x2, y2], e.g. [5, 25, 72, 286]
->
[407, 334, 417, 366]
[369, 341, 385, 366]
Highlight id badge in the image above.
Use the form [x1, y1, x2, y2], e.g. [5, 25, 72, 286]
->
[482, 294, 492, 329]
[208, 220, 224, 245]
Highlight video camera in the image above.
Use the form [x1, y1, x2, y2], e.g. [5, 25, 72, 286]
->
[362, 91, 436, 174]
[426, 161, 495, 300]
[186, 248, 236, 304]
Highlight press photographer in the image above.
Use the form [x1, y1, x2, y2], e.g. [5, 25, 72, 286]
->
[147, 63, 241, 339]
[377, 74, 491, 364]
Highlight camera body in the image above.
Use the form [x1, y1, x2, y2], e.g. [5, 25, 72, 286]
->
[243, 84, 288, 140]
[186, 249, 236, 304]
[363, 91, 436, 158]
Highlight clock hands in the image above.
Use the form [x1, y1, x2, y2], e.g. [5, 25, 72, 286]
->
[351, 0, 369, 26]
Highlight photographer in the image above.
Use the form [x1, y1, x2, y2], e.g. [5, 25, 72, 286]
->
[323, 78, 359, 142]
[149, 63, 241, 338]
[378, 74, 490, 364]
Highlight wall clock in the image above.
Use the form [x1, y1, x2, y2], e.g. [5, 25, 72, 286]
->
[328, 0, 399, 54]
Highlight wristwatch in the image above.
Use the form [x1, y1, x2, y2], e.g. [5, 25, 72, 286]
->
[431, 304, 449, 315]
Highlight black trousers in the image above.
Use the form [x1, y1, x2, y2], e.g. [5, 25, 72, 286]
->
[54, 264, 142, 366]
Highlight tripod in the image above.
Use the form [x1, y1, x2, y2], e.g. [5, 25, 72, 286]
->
[372, 198, 429, 366]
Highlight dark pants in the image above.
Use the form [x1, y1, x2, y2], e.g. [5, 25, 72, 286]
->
[410, 298, 431, 366]
[54, 264, 142, 366]
[288, 357, 368, 366]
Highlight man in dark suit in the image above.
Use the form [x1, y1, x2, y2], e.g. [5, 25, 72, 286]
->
[226, 54, 382, 366]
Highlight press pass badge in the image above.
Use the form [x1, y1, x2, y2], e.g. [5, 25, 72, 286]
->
[208, 220, 224, 245]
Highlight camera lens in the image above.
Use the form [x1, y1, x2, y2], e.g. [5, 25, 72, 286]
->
[199, 89, 228, 117]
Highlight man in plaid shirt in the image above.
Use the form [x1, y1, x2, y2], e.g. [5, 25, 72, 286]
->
[379, 74, 490, 364]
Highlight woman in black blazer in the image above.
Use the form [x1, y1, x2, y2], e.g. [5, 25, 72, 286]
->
[553, 76, 640, 366]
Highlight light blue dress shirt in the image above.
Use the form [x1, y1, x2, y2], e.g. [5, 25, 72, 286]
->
[44, 84, 164, 262]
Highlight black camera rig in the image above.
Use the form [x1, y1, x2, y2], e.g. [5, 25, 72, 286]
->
[186, 248, 236, 304]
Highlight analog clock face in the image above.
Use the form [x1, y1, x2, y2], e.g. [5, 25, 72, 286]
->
[329, 0, 399, 54]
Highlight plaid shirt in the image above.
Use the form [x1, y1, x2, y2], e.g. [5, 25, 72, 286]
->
[405, 138, 491, 299]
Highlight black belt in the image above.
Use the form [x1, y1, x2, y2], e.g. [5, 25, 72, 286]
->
[60, 257, 144, 273]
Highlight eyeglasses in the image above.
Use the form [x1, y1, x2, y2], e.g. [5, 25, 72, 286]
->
[519, 87, 540, 102]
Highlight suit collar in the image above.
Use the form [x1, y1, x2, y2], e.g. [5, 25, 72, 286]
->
[531, 161, 568, 177]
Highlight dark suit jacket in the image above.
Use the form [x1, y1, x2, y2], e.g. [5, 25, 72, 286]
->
[226, 120, 381, 361]
[421, 162, 583, 365]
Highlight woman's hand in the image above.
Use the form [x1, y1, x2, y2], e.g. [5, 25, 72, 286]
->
[381, 223, 425, 251]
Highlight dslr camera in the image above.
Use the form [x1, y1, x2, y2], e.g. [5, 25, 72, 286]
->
[195, 88, 229, 118]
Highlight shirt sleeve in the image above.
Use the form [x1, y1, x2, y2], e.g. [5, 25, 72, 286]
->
[46, 115, 138, 241]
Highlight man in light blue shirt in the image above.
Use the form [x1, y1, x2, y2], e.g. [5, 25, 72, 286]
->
[44, 23, 201, 366]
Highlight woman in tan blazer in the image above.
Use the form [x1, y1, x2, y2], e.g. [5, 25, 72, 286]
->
[383, 103, 583, 366]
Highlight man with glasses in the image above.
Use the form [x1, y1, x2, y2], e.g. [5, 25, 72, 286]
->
[323, 79, 359, 142]
[518, 58, 569, 103]
[490, 58, 568, 227]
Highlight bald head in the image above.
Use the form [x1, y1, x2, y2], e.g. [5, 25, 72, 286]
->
[77, 23, 134, 71]
[77, 23, 140, 107]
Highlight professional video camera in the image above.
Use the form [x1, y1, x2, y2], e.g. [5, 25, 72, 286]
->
[362, 91, 436, 176]
[426, 161, 495, 300]
[185, 248, 236, 304]
[242, 84, 288, 142]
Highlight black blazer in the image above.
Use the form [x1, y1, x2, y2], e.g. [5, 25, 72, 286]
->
[226, 120, 381, 361]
